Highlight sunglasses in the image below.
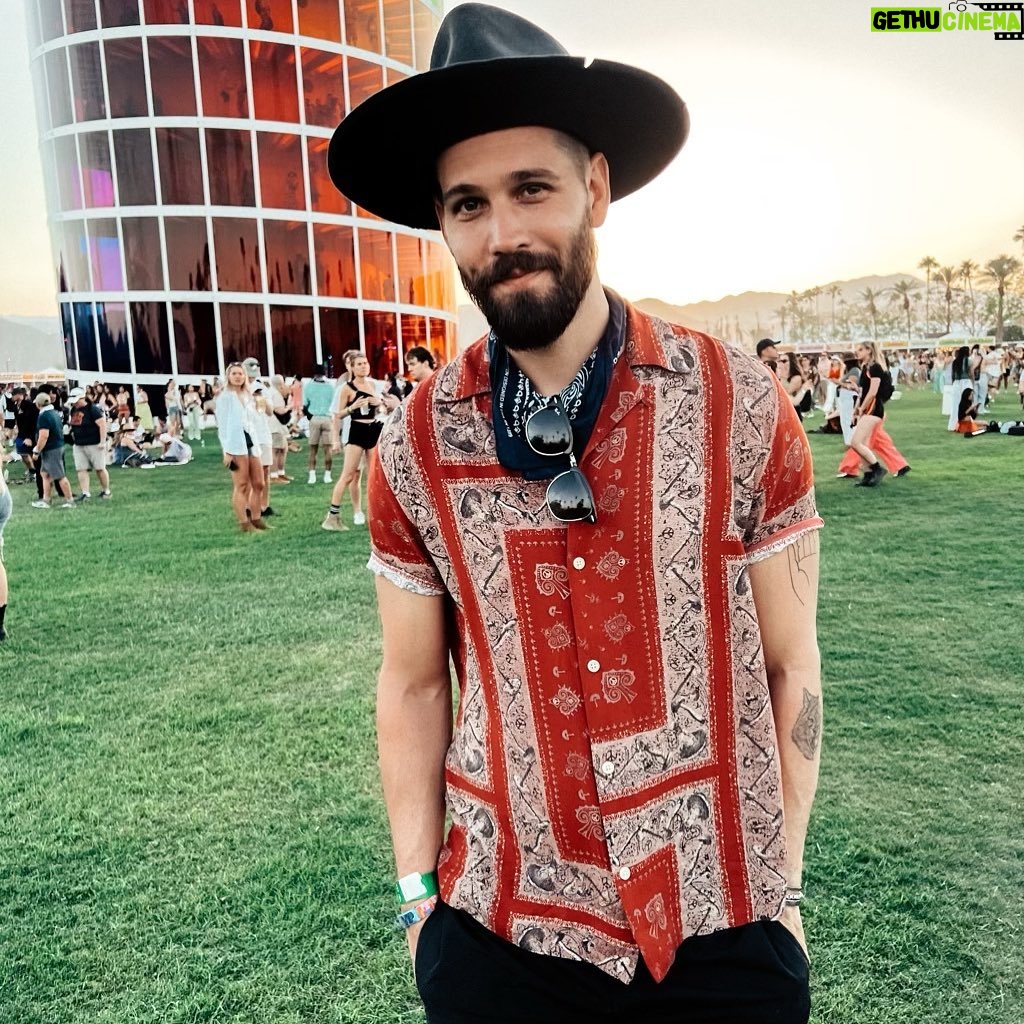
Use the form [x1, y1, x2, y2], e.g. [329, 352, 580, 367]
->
[524, 398, 597, 524]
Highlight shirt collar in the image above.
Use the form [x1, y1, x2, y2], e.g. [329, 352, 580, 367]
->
[443, 297, 679, 403]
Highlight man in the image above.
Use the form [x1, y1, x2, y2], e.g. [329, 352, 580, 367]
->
[30, 392, 74, 509]
[330, 6, 822, 1022]
[68, 387, 112, 501]
[303, 363, 336, 485]
[405, 345, 436, 387]
[10, 386, 38, 485]
[756, 337, 779, 375]
[268, 374, 293, 484]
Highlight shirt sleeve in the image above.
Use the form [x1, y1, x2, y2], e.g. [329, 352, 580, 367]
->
[743, 376, 823, 563]
[366, 408, 446, 597]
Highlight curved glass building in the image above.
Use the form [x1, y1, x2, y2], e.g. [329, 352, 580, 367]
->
[25, 0, 456, 386]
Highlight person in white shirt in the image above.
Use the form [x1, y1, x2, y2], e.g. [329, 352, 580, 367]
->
[215, 362, 267, 532]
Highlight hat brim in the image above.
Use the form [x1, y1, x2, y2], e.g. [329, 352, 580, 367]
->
[328, 56, 688, 229]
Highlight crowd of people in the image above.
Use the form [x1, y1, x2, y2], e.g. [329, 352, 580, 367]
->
[750, 338, 1024, 486]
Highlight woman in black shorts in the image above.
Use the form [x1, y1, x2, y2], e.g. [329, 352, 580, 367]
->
[849, 341, 889, 487]
[322, 354, 384, 531]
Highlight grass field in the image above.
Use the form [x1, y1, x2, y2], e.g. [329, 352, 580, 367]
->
[1, 387, 1022, 1023]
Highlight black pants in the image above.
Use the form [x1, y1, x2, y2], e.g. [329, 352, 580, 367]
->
[414, 902, 810, 1024]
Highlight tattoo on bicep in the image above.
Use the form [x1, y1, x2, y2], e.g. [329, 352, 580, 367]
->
[791, 688, 821, 761]
[785, 533, 818, 606]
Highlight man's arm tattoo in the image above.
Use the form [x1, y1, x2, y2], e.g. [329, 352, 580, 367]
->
[785, 533, 818, 606]
[791, 688, 821, 761]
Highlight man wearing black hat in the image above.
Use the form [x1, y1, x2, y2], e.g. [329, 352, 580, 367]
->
[334, 6, 823, 1021]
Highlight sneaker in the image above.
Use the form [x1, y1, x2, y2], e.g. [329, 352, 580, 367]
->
[60, 500, 76, 508]
[835, 472, 856, 479]
[323, 471, 332, 483]
[308, 470, 316, 485]
[75, 493, 91, 502]
[321, 513, 348, 532]
[100, 490, 111, 498]
[895, 466, 911, 478]
[251, 518, 270, 531]
[353, 511, 366, 526]
[31, 500, 50, 509]
[262, 507, 275, 517]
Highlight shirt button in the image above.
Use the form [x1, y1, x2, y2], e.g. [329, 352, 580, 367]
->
[601, 761, 615, 777]
[572, 557, 586, 570]
[618, 866, 631, 881]
[586, 659, 600, 673]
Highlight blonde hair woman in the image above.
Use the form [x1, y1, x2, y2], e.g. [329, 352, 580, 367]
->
[215, 362, 268, 532]
[849, 342, 890, 487]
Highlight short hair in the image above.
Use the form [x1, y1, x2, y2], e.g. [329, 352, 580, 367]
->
[756, 338, 777, 357]
[342, 348, 362, 368]
[405, 346, 435, 369]
[554, 130, 592, 179]
[311, 363, 325, 376]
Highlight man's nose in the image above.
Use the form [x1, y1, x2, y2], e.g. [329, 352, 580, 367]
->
[486, 201, 531, 254]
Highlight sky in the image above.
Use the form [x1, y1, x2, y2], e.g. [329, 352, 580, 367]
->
[1, 0, 1022, 317]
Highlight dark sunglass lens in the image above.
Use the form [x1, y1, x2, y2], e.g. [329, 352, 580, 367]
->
[546, 468, 596, 523]
[526, 404, 572, 457]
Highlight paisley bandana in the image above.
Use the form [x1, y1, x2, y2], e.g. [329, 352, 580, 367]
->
[489, 291, 626, 480]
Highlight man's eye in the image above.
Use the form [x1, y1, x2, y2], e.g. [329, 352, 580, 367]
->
[453, 198, 481, 216]
[520, 183, 548, 198]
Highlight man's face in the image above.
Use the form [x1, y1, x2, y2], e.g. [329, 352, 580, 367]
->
[436, 126, 610, 352]
[406, 356, 431, 383]
[759, 345, 778, 364]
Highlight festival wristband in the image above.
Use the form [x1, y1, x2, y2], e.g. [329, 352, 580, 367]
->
[395, 895, 438, 930]
[394, 870, 438, 904]
[784, 887, 804, 907]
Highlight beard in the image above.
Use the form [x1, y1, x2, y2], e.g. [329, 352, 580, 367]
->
[459, 217, 597, 352]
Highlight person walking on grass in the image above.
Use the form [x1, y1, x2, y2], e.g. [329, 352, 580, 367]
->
[835, 357, 909, 481]
[847, 341, 893, 488]
[30, 392, 74, 510]
[215, 362, 268, 533]
[329, 6, 822, 1021]
[303, 364, 336, 485]
[0, 459, 10, 640]
[322, 354, 392, 532]
[269, 375, 293, 484]
[69, 388, 112, 502]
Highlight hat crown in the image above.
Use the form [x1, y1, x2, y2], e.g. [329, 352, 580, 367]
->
[430, 3, 568, 70]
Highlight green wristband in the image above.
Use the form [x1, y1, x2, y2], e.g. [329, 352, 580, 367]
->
[395, 871, 438, 904]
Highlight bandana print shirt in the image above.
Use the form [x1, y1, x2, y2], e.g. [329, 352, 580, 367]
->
[367, 304, 823, 983]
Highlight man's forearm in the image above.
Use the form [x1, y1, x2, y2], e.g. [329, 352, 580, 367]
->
[377, 669, 452, 877]
[769, 661, 821, 886]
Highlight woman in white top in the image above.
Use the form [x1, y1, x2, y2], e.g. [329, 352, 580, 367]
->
[215, 362, 267, 532]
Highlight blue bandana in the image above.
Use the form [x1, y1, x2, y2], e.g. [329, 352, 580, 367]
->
[488, 291, 626, 481]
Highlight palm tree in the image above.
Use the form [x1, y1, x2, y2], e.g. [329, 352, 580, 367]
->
[860, 287, 881, 340]
[827, 283, 841, 343]
[889, 279, 919, 341]
[775, 306, 787, 344]
[959, 259, 979, 336]
[935, 266, 957, 335]
[1013, 225, 1024, 260]
[918, 256, 938, 334]
[982, 255, 1022, 344]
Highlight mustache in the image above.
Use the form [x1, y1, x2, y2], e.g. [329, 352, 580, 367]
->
[466, 250, 561, 293]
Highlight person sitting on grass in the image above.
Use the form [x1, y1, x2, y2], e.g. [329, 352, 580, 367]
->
[955, 388, 990, 436]
[111, 427, 154, 468]
[155, 432, 193, 464]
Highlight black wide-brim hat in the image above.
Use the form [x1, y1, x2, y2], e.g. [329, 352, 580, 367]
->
[328, 3, 689, 229]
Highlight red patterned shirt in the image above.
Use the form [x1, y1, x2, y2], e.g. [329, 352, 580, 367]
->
[368, 304, 822, 983]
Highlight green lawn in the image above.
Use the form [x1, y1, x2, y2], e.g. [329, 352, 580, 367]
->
[1, 387, 1021, 1022]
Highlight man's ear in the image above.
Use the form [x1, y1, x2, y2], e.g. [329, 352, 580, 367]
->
[587, 152, 612, 229]
[433, 199, 448, 243]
